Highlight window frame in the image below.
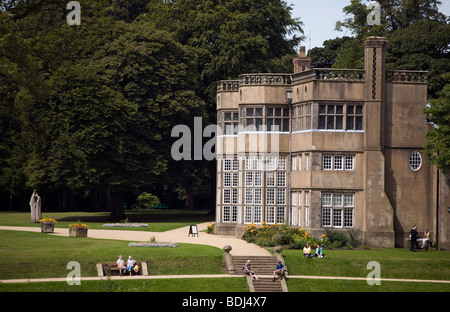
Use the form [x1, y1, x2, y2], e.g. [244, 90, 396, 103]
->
[321, 193, 354, 228]
[409, 151, 422, 171]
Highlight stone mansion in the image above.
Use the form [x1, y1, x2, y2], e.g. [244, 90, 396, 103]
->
[214, 36, 450, 249]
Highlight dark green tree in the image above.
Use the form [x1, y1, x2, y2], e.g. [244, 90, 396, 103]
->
[335, 0, 447, 38]
[145, 0, 304, 110]
[424, 73, 450, 173]
[141, 0, 303, 210]
[1, 0, 304, 215]
[308, 37, 352, 68]
[332, 0, 449, 97]
[0, 1, 205, 219]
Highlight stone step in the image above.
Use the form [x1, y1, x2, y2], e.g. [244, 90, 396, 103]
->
[230, 255, 286, 292]
[252, 278, 283, 292]
[232, 256, 280, 275]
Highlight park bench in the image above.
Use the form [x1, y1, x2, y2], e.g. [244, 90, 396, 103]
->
[424, 241, 435, 251]
[102, 262, 142, 276]
[102, 262, 122, 276]
[413, 240, 435, 251]
[151, 203, 169, 209]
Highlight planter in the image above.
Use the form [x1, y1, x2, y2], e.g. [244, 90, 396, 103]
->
[69, 227, 88, 237]
[273, 246, 283, 254]
[41, 222, 55, 233]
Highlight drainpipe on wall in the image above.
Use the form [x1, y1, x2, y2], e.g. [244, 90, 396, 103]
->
[436, 167, 439, 251]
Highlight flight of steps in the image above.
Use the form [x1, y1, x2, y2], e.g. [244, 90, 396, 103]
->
[251, 277, 284, 292]
[230, 256, 287, 292]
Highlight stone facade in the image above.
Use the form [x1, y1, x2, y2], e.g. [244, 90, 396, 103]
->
[215, 36, 450, 249]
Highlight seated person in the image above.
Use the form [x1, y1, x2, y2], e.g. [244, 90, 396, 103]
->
[117, 255, 126, 276]
[419, 229, 431, 249]
[273, 260, 287, 281]
[303, 243, 312, 258]
[315, 244, 325, 258]
[126, 256, 136, 276]
[243, 260, 259, 281]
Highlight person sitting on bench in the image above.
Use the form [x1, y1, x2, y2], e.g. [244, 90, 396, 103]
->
[127, 256, 136, 276]
[117, 255, 126, 276]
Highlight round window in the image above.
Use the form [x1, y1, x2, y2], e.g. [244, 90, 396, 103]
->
[409, 151, 422, 171]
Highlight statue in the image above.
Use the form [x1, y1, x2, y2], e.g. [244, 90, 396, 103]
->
[29, 189, 42, 223]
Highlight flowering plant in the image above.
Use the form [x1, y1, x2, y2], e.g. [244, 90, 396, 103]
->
[128, 242, 178, 248]
[69, 221, 88, 228]
[39, 217, 57, 223]
[103, 223, 148, 228]
[242, 223, 329, 249]
[207, 224, 215, 234]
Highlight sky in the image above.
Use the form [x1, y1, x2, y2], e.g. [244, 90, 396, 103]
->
[290, 0, 450, 50]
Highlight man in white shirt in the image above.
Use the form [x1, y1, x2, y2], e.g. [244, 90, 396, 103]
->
[117, 255, 125, 276]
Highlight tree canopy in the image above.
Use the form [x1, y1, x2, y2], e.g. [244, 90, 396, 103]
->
[0, 0, 303, 217]
[306, 0, 450, 99]
[424, 74, 450, 173]
[309, 0, 450, 173]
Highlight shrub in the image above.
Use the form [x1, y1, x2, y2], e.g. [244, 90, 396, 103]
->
[290, 234, 308, 249]
[242, 223, 323, 249]
[135, 192, 160, 210]
[324, 228, 363, 249]
[346, 229, 362, 248]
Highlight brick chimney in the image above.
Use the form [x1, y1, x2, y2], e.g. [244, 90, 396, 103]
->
[292, 46, 311, 73]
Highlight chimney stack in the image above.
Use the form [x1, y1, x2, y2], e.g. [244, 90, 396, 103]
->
[293, 46, 311, 74]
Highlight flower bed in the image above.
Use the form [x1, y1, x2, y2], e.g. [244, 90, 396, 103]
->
[242, 223, 328, 249]
[128, 242, 178, 248]
[103, 223, 149, 228]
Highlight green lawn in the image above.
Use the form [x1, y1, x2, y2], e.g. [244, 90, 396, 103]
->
[0, 210, 214, 232]
[0, 230, 226, 280]
[0, 278, 249, 292]
[280, 248, 450, 281]
[286, 278, 450, 292]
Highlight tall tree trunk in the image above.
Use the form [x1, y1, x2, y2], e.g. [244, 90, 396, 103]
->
[90, 188, 100, 211]
[9, 191, 13, 211]
[185, 182, 195, 210]
[110, 189, 125, 221]
[59, 190, 67, 211]
[104, 186, 111, 212]
[58, 190, 76, 211]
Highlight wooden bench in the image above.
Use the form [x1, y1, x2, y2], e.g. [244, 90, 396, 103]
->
[416, 239, 435, 251]
[102, 262, 142, 276]
[425, 241, 435, 251]
[151, 203, 169, 209]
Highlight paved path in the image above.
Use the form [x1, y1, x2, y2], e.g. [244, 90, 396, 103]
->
[0, 223, 271, 256]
